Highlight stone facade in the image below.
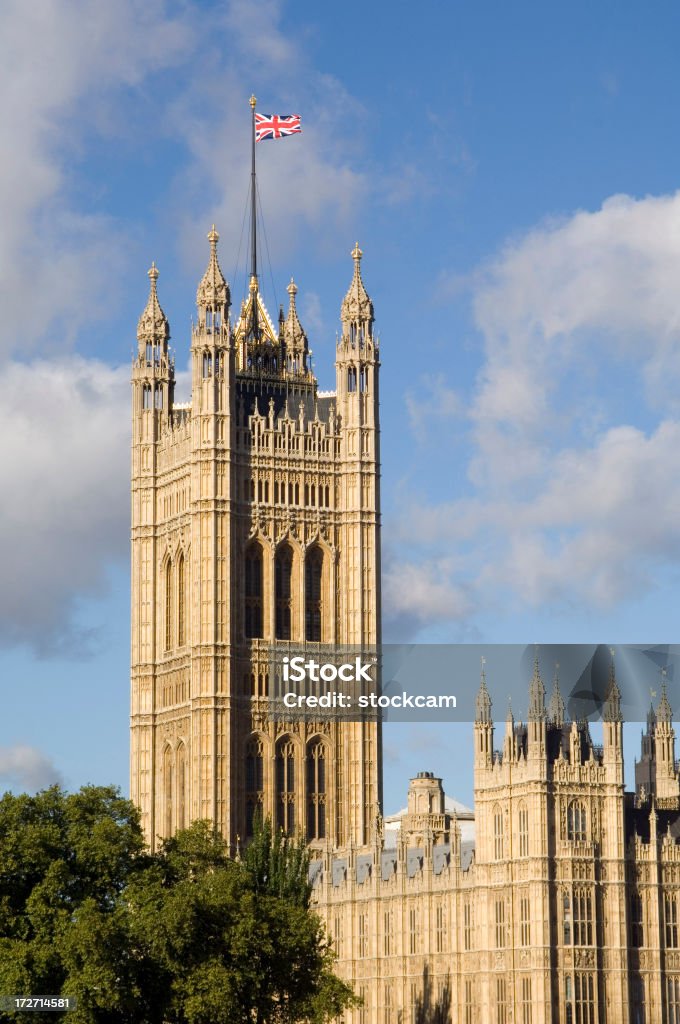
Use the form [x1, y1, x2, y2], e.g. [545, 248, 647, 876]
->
[131, 230, 680, 1024]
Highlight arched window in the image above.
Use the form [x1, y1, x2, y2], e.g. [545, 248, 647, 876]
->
[177, 553, 185, 647]
[305, 547, 323, 642]
[306, 738, 326, 841]
[142, 384, 152, 409]
[276, 736, 296, 833]
[165, 559, 173, 651]
[245, 735, 264, 838]
[518, 802, 529, 857]
[493, 804, 504, 860]
[202, 352, 212, 378]
[567, 800, 587, 841]
[348, 366, 357, 392]
[245, 544, 263, 639]
[163, 744, 173, 837]
[176, 742, 186, 830]
[275, 545, 293, 640]
[154, 385, 163, 409]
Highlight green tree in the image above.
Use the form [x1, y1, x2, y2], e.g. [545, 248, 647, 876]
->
[0, 788, 356, 1024]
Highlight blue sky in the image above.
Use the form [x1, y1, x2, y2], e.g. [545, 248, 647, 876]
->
[2, 0, 680, 813]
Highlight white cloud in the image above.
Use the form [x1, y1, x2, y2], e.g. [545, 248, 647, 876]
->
[383, 557, 471, 639]
[0, 357, 129, 654]
[395, 192, 680, 627]
[0, 744, 63, 792]
[0, 0, 189, 359]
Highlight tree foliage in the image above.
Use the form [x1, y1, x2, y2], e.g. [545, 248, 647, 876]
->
[0, 787, 356, 1024]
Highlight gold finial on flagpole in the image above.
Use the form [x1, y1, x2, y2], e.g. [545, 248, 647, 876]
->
[250, 94, 257, 109]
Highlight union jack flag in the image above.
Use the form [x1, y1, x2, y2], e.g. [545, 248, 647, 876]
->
[255, 113, 302, 142]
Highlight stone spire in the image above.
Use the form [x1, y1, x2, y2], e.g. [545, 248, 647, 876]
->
[475, 662, 492, 724]
[137, 262, 169, 345]
[658, 675, 673, 725]
[528, 648, 546, 722]
[341, 242, 373, 330]
[604, 653, 623, 723]
[283, 279, 307, 351]
[196, 225, 229, 312]
[548, 665, 566, 728]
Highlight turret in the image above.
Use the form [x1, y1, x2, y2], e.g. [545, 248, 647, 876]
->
[654, 675, 680, 803]
[474, 663, 494, 769]
[527, 649, 547, 761]
[336, 243, 379, 423]
[282, 279, 310, 376]
[603, 653, 623, 773]
[191, 227, 233, 416]
[133, 262, 173, 426]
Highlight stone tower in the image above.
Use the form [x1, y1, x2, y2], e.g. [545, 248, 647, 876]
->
[130, 231, 382, 851]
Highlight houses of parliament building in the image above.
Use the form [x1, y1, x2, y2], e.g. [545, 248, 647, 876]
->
[130, 226, 680, 1024]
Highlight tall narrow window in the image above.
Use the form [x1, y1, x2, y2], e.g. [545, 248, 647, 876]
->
[518, 802, 529, 857]
[245, 544, 263, 639]
[493, 804, 504, 860]
[574, 973, 595, 1024]
[631, 893, 644, 948]
[666, 896, 679, 948]
[520, 896, 531, 946]
[143, 384, 152, 409]
[348, 366, 357, 392]
[495, 898, 505, 948]
[567, 800, 587, 841]
[276, 737, 295, 833]
[275, 545, 293, 640]
[521, 978, 532, 1024]
[176, 742, 186, 830]
[245, 736, 264, 837]
[409, 907, 418, 954]
[464, 900, 473, 950]
[573, 889, 593, 946]
[177, 554, 185, 646]
[383, 910, 393, 955]
[563, 892, 572, 945]
[670, 979, 680, 1024]
[358, 913, 368, 958]
[163, 744, 173, 837]
[436, 904, 446, 952]
[496, 977, 507, 1024]
[306, 738, 326, 840]
[305, 547, 323, 642]
[165, 559, 173, 651]
[464, 980, 473, 1024]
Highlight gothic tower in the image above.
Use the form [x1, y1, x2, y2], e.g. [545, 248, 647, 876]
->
[130, 232, 382, 851]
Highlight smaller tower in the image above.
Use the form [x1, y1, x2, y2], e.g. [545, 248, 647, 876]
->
[527, 649, 547, 764]
[474, 662, 494, 770]
[603, 652, 623, 776]
[654, 675, 680, 804]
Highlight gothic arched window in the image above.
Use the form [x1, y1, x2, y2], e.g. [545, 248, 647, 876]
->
[305, 547, 324, 642]
[245, 735, 264, 838]
[202, 352, 212, 378]
[567, 800, 587, 841]
[177, 553, 185, 647]
[347, 366, 357, 392]
[306, 737, 326, 841]
[245, 543, 263, 639]
[493, 804, 504, 860]
[165, 559, 173, 651]
[275, 545, 293, 640]
[518, 801, 529, 857]
[276, 736, 296, 833]
[176, 742, 186, 830]
[163, 744, 173, 837]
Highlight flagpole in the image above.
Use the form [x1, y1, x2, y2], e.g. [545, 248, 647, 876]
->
[249, 94, 259, 342]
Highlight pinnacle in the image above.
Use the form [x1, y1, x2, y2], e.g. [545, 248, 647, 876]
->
[137, 262, 169, 343]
